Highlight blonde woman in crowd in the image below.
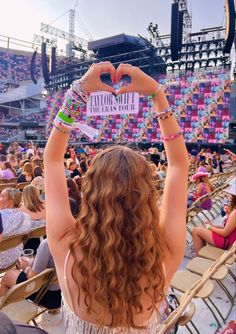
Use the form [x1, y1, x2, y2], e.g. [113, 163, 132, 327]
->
[44, 62, 189, 333]
[19, 184, 46, 253]
[0, 188, 31, 270]
[31, 176, 45, 200]
[19, 185, 46, 223]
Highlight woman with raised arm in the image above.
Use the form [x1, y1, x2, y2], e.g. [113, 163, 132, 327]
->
[44, 62, 189, 333]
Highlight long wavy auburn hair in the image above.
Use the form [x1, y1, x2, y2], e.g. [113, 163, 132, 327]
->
[69, 145, 167, 329]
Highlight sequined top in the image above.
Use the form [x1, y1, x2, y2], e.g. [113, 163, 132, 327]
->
[62, 298, 168, 334]
[62, 250, 170, 334]
[0, 208, 31, 269]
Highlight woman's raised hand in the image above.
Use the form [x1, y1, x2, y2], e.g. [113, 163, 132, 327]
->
[115, 63, 159, 95]
[77, 61, 116, 94]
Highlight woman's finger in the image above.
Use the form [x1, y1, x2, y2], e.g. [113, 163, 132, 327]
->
[115, 64, 134, 83]
[116, 84, 135, 95]
[99, 82, 116, 94]
[96, 62, 116, 83]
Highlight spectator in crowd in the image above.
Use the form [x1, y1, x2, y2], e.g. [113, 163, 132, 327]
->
[191, 171, 213, 210]
[78, 159, 88, 176]
[17, 162, 34, 183]
[212, 152, 224, 173]
[192, 182, 236, 254]
[7, 154, 19, 170]
[18, 184, 46, 253]
[31, 176, 45, 201]
[33, 166, 44, 178]
[0, 188, 31, 270]
[44, 63, 189, 331]
[17, 158, 30, 176]
[205, 158, 214, 174]
[67, 160, 81, 178]
[64, 161, 71, 178]
[0, 143, 6, 155]
[0, 239, 62, 311]
[0, 161, 16, 180]
[197, 161, 208, 173]
[157, 160, 167, 180]
[66, 178, 81, 204]
[18, 185, 45, 223]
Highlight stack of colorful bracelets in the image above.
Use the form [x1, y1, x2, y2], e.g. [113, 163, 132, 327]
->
[148, 84, 183, 141]
[53, 80, 90, 134]
[53, 80, 183, 142]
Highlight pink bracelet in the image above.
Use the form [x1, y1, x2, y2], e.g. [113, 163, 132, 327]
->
[161, 130, 183, 141]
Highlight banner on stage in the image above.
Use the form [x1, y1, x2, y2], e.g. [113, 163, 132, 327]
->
[87, 92, 139, 116]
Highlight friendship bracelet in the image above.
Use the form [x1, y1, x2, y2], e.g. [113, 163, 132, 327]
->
[206, 224, 212, 231]
[156, 106, 173, 118]
[161, 130, 183, 141]
[71, 80, 90, 103]
[54, 115, 74, 130]
[53, 123, 71, 135]
[148, 83, 163, 99]
[58, 111, 74, 125]
[158, 112, 174, 120]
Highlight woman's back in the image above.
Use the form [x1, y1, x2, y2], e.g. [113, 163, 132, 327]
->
[58, 249, 170, 333]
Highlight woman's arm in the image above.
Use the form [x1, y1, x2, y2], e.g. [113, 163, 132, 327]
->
[116, 65, 189, 281]
[152, 90, 189, 279]
[208, 210, 236, 237]
[44, 62, 116, 246]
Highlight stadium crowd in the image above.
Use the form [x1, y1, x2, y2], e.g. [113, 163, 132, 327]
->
[0, 46, 235, 333]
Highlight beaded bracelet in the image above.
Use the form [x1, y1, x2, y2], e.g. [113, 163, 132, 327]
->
[53, 123, 71, 135]
[161, 130, 183, 141]
[71, 80, 90, 103]
[156, 106, 173, 118]
[148, 83, 163, 99]
[158, 112, 174, 120]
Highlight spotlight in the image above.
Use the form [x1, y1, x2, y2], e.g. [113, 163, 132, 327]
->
[41, 89, 48, 98]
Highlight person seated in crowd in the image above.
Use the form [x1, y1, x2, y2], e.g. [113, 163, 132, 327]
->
[67, 178, 81, 203]
[0, 238, 62, 312]
[7, 153, 19, 171]
[31, 176, 45, 201]
[64, 161, 71, 178]
[157, 160, 167, 180]
[189, 171, 213, 210]
[197, 161, 208, 173]
[0, 188, 31, 270]
[19, 184, 46, 253]
[0, 161, 16, 179]
[33, 165, 44, 178]
[18, 185, 46, 225]
[78, 159, 88, 176]
[192, 182, 236, 254]
[67, 159, 81, 178]
[43, 62, 189, 332]
[212, 152, 224, 173]
[17, 162, 34, 183]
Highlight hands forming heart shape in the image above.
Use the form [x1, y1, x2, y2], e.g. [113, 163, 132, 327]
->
[78, 61, 159, 96]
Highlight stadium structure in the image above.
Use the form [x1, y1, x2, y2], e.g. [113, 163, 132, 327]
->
[0, 0, 235, 148]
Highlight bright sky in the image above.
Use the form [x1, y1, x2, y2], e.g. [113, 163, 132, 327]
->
[0, 0, 225, 50]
